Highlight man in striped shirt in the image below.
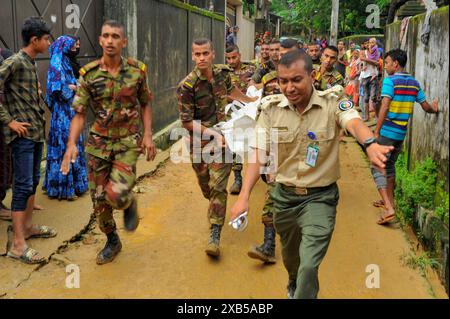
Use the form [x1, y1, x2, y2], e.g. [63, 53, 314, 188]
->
[372, 49, 438, 225]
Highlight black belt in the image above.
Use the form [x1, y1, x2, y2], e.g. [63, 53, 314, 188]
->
[280, 182, 336, 196]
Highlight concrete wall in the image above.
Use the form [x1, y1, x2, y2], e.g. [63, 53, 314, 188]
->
[385, 6, 449, 295]
[104, 0, 225, 133]
[385, 6, 449, 185]
[236, 6, 256, 61]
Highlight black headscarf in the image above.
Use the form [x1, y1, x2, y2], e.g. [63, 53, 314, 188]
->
[67, 35, 81, 79]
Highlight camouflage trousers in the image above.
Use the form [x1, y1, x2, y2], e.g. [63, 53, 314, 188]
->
[262, 183, 275, 226]
[87, 146, 140, 235]
[232, 153, 243, 172]
[191, 151, 232, 226]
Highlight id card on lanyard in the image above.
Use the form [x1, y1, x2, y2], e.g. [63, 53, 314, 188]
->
[306, 131, 319, 167]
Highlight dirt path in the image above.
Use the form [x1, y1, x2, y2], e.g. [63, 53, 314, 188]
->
[1, 140, 447, 299]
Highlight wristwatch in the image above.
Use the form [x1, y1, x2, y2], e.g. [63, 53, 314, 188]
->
[363, 137, 377, 149]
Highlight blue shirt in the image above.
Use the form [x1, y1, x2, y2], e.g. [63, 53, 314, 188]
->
[380, 72, 426, 141]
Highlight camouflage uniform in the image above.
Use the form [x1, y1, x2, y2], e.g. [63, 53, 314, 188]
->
[251, 60, 276, 84]
[258, 70, 282, 227]
[261, 71, 282, 98]
[73, 57, 152, 234]
[229, 62, 256, 173]
[313, 65, 344, 91]
[177, 64, 234, 226]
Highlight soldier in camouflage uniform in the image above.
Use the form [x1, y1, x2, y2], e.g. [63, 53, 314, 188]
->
[313, 46, 344, 91]
[61, 20, 156, 265]
[177, 38, 256, 258]
[248, 38, 299, 264]
[252, 41, 270, 69]
[225, 44, 256, 195]
[249, 39, 281, 89]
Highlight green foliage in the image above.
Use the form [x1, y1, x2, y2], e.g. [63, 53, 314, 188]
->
[270, 0, 390, 40]
[435, 183, 449, 225]
[395, 154, 448, 226]
[401, 251, 440, 275]
[243, 0, 255, 18]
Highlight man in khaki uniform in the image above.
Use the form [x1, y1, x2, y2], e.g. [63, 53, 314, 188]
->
[247, 38, 299, 265]
[231, 51, 393, 299]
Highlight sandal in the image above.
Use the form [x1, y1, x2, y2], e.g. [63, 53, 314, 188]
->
[372, 200, 385, 208]
[0, 211, 12, 221]
[377, 212, 396, 225]
[7, 246, 46, 264]
[27, 225, 58, 239]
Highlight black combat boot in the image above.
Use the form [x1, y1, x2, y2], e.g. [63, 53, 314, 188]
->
[287, 279, 297, 299]
[205, 224, 222, 257]
[229, 170, 242, 195]
[247, 225, 276, 263]
[96, 231, 122, 265]
[124, 197, 139, 231]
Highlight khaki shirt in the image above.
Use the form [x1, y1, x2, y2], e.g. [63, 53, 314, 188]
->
[250, 86, 360, 188]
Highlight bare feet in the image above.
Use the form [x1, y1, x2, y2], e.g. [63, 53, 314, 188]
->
[34, 204, 44, 211]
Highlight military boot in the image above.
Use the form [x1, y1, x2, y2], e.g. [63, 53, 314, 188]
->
[124, 197, 139, 231]
[96, 231, 122, 265]
[287, 279, 297, 299]
[205, 224, 222, 257]
[247, 225, 276, 263]
[229, 170, 242, 195]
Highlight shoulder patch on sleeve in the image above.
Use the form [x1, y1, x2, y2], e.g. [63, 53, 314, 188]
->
[79, 60, 100, 77]
[338, 100, 354, 111]
[260, 94, 283, 110]
[127, 58, 147, 72]
[262, 71, 278, 85]
[316, 85, 344, 98]
[179, 72, 197, 90]
[216, 64, 232, 72]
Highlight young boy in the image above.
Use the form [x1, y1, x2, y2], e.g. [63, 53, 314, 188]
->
[372, 49, 439, 225]
[0, 17, 56, 264]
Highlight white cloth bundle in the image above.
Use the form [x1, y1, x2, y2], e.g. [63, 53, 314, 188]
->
[214, 86, 263, 153]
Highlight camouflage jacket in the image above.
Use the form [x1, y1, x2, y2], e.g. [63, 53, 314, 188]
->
[313, 65, 344, 91]
[72, 57, 153, 159]
[177, 64, 234, 129]
[261, 71, 281, 97]
[251, 60, 276, 84]
[230, 62, 256, 93]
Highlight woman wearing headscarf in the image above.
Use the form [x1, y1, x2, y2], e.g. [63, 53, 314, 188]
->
[43, 35, 88, 200]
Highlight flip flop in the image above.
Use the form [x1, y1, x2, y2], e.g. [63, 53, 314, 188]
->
[377, 213, 396, 225]
[0, 213, 12, 221]
[27, 225, 57, 239]
[7, 247, 46, 264]
[372, 200, 385, 208]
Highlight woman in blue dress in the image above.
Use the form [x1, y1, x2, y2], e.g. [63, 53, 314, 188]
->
[43, 35, 88, 200]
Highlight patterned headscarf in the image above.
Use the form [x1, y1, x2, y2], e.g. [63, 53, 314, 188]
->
[46, 35, 77, 103]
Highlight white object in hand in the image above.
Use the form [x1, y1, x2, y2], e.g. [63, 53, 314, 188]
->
[229, 211, 248, 231]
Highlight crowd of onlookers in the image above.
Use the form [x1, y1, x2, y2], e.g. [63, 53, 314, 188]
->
[252, 34, 385, 122]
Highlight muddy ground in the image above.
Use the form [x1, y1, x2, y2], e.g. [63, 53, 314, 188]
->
[0, 139, 447, 299]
